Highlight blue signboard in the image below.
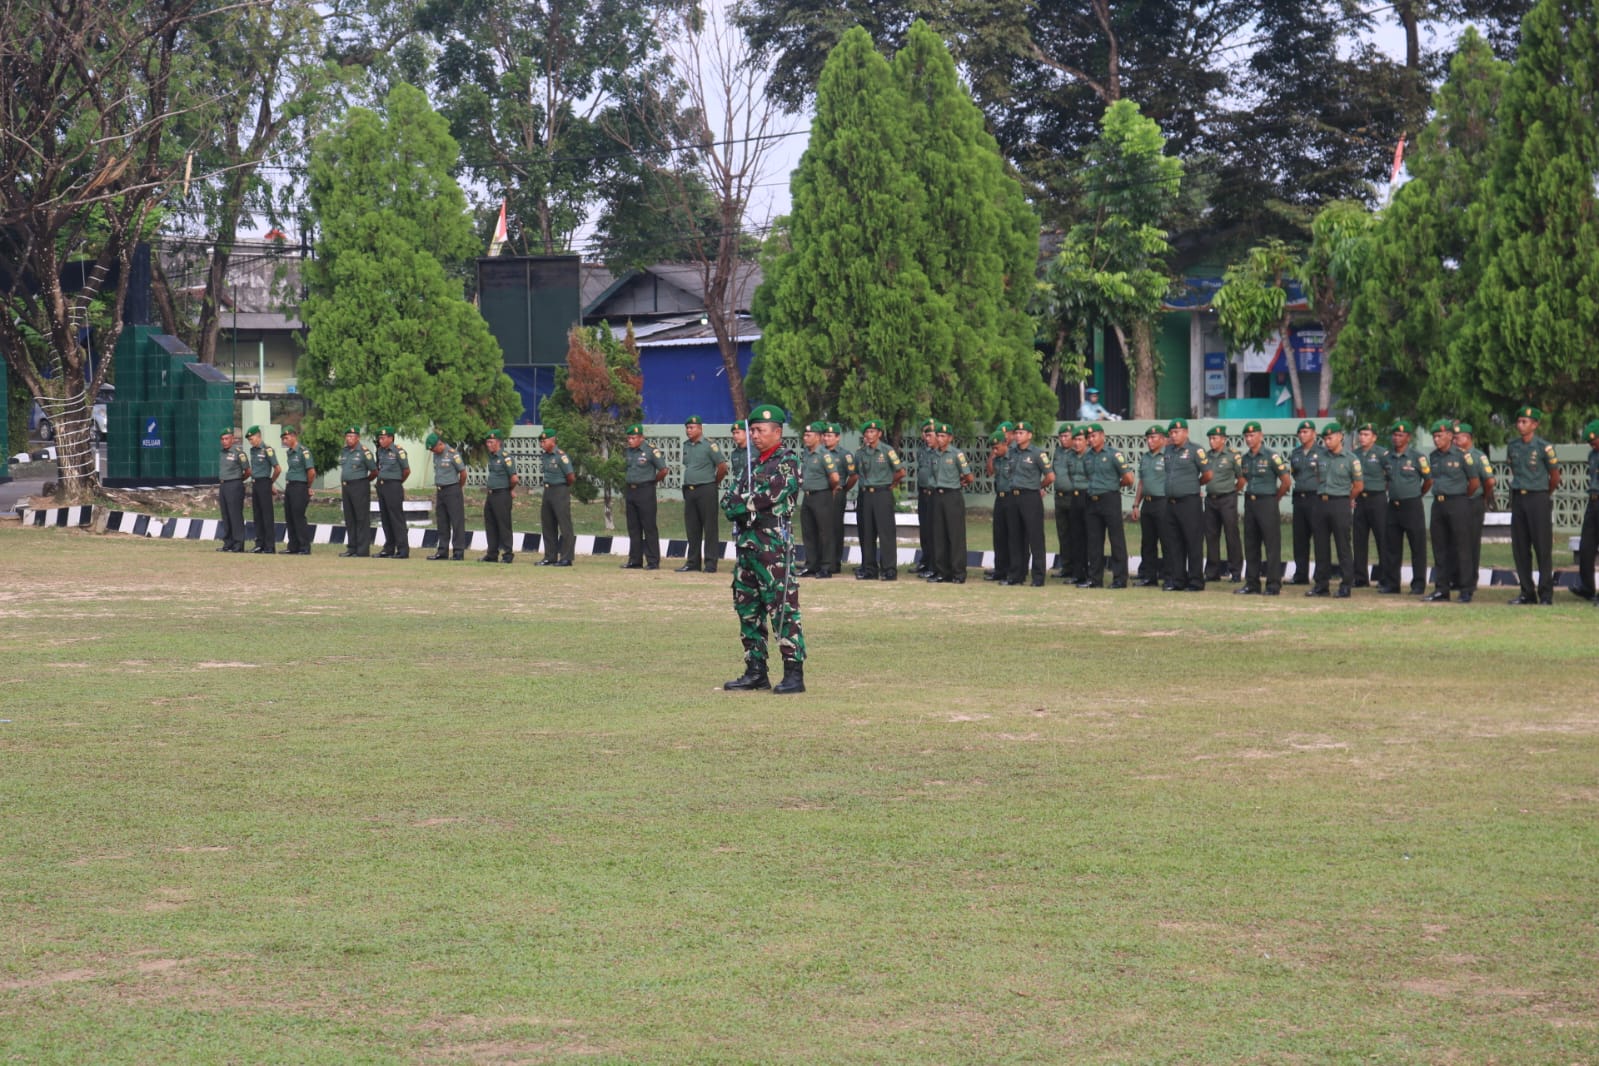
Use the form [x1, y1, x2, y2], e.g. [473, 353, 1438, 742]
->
[141, 417, 162, 449]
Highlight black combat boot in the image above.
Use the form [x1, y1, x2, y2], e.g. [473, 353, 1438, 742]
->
[723, 661, 770, 691]
[773, 659, 805, 695]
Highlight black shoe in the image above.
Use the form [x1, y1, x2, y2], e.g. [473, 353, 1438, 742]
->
[1230, 573, 1243, 583]
[376, 551, 394, 558]
[704, 565, 717, 574]
[1031, 577, 1045, 587]
[620, 562, 643, 569]
[1335, 586, 1351, 598]
[926, 575, 946, 583]
[479, 554, 499, 563]
[339, 550, 356, 558]
[538, 559, 558, 566]
[644, 563, 658, 570]
[1264, 588, 1281, 596]
[393, 553, 407, 559]
[215, 545, 230, 552]
[855, 570, 878, 581]
[426, 552, 447, 560]
[450, 551, 463, 561]
[501, 554, 513, 564]
[1109, 580, 1127, 589]
[554, 560, 573, 567]
[1424, 590, 1450, 602]
[251, 546, 268, 554]
[1507, 594, 1535, 605]
[880, 571, 897, 582]
[675, 564, 701, 572]
[1074, 580, 1095, 588]
[1459, 591, 1474, 603]
[983, 571, 1002, 582]
[1306, 587, 1330, 597]
[815, 569, 831, 579]
[1186, 584, 1205, 592]
[1538, 592, 1553, 606]
[1290, 578, 1310, 586]
[1350, 579, 1369, 588]
[1162, 583, 1182, 592]
[1376, 585, 1399, 594]
[723, 664, 770, 691]
[796, 568, 817, 578]
[1235, 586, 1259, 595]
[773, 661, 805, 695]
[1134, 579, 1159, 588]
[1571, 588, 1596, 602]
[950, 577, 966, 584]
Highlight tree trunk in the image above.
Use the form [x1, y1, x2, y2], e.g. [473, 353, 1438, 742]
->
[1280, 315, 1306, 416]
[1121, 321, 1159, 419]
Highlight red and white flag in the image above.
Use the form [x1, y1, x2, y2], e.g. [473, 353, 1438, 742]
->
[488, 200, 508, 256]
[1388, 135, 1407, 186]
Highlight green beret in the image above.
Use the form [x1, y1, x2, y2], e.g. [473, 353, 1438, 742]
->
[1015, 420, 1034, 433]
[1242, 421, 1263, 434]
[345, 426, 361, 435]
[826, 422, 843, 435]
[861, 419, 884, 432]
[1297, 419, 1317, 432]
[1167, 418, 1188, 432]
[1453, 422, 1473, 435]
[1321, 421, 1343, 436]
[1084, 422, 1103, 435]
[988, 429, 1005, 443]
[805, 421, 828, 433]
[1357, 422, 1376, 433]
[220, 427, 235, 437]
[245, 425, 261, 438]
[539, 430, 558, 441]
[1585, 419, 1599, 441]
[1429, 418, 1455, 433]
[996, 421, 1015, 432]
[424, 432, 441, 448]
[485, 429, 504, 441]
[1144, 425, 1165, 438]
[730, 420, 746, 432]
[1516, 405, 1542, 422]
[936, 422, 953, 435]
[1073, 427, 1088, 439]
[624, 423, 643, 435]
[1390, 419, 1415, 434]
[748, 404, 786, 426]
[684, 415, 703, 426]
[1206, 425, 1226, 437]
[378, 425, 396, 437]
[920, 418, 936, 430]
[1057, 422, 1074, 435]
[280, 426, 297, 438]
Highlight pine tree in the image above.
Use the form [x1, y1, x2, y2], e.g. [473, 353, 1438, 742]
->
[1450, 0, 1599, 437]
[299, 83, 521, 465]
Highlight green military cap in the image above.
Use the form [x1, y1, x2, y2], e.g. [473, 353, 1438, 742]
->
[1428, 418, 1455, 433]
[1321, 421, 1343, 436]
[1014, 420, 1034, 433]
[1390, 418, 1415, 434]
[485, 429, 504, 441]
[220, 427, 234, 437]
[1357, 422, 1376, 433]
[1057, 422, 1074, 435]
[1242, 421, 1263, 433]
[805, 420, 828, 433]
[861, 419, 884, 432]
[1144, 424, 1165, 438]
[244, 425, 261, 437]
[1297, 419, 1317, 432]
[424, 432, 441, 447]
[920, 417, 936, 430]
[624, 422, 643, 434]
[748, 404, 786, 425]
[729, 420, 746, 432]
[988, 429, 1005, 443]
[1453, 421, 1473, 435]
[996, 420, 1015, 432]
[936, 421, 953, 434]
[684, 415, 703, 425]
[1084, 422, 1103, 435]
[1516, 405, 1542, 422]
[539, 429, 558, 440]
[1167, 417, 1189, 432]
[1073, 427, 1088, 438]
[378, 425, 396, 436]
[1206, 425, 1226, 437]
[280, 425, 297, 438]
[345, 425, 361, 435]
[1585, 419, 1599, 441]
[826, 422, 843, 434]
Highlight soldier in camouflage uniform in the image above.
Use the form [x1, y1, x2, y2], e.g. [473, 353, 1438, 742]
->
[722, 404, 807, 695]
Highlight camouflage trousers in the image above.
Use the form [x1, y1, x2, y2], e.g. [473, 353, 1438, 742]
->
[731, 524, 806, 666]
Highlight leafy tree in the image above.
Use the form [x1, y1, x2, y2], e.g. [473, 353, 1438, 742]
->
[299, 83, 520, 466]
[1334, 30, 1508, 428]
[1300, 200, 1375, 416]
[1212, 239, 1312, 416]
[1039, 99, 1183, 419]
[1449, 0, 1599, 439]
[538, 323, 643, 528]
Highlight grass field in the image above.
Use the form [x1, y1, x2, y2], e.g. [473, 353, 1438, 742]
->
[1, 523, 1596, 1064]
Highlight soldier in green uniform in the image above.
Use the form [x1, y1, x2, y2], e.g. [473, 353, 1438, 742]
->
[537, 430, 576, 566]
[1350, 422, 1389, 587]
[426, 432, 467, 560]
[914, 419, 938, 576]
[1308, 422, 1362, 598]
[1288, 419, 1322, 585]
[823, 423, 856, 575]
[338, 426, 377, 557]
[926, 422, 974, 583]
[1004, 420, 1053, 585]
[245, 426, 280, 553]
[1504, 405, 1562, 604]
[985, 422, 1014, 582]
[1051, 424, 1077, 580]
[1130, 425, 1167, 587]
[621, 423, 668, 569]
[729, 420, 749, 484]
[1576, 419, 1599, 603]
[1381, 419, 1432, 594]
[1203, 425, 1244, 583]
[1162, 418, 1212, 591]
[852, 419, 905, 581]
[1063, 426, 1092, 583]
[373, 427, 410, 559]
[279, 426, 316, 555]
[722, 404, 807, 694]
[798, 422, 839, 577]
[217, 428, 250, 553]
[481, 429, 519, 563]
[1424, 419, 1480, 602]
[1236, 421, 1290, 595]
[678, 415, 728, 573]
[1079, 423, 1134, 588]
[1453, 423, 1495, 586]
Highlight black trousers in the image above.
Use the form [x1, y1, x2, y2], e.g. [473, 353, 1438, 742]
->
[1291, 491, 1316, 582]
[1204, 492, 1241, 579]
[484, 487, 513, 557]
[541, 484, 574, 562]
[284, 481, 311, 553]
[831, 488, 849, 571]
[1006, 491, 1046, 582]
[1164, 494, 1205, 589]
[1243, 493, 1282, 593]
[1430, 495, 1474, 593]
[801, 489, 835, 573]
[219, 479, 246, 549]
[1137, 497, 1165, 580]
[857, 486, 896, 576]
[1083, 492, 1127, 585]
[1066, 492, 1089, 582]
[624, 482, 659, 565]
[250, 477, 276, 550]
[377, 479, 407, 556]
[1577, 497, 1599, 597]
[1510, 489, 1554, 599]
[917, 488, 934, 570]
[1311, 494, 1353, 592]
[1385, 497, 1427, 592]
[1468, 496, 1487, 579]
[991, 491, 1014, 576]
[341, 479, 371, 555]
[1352, 490, 1388, 584]
[435, 481, 466, 555]
[928, 488, 967, 581]
[1053, 492, 1072, 575]
[683, 482, 719, 568]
